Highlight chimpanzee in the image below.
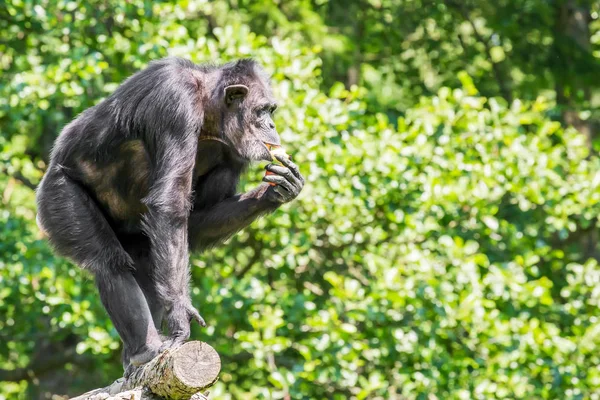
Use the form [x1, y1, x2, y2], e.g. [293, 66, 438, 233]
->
[35, 57, 304, 372]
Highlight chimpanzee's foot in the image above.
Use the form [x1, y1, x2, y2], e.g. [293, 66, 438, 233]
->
[122, 341, 161, 378]
[120, 343, 162, 380]
[130, 345, 160, 366]
[124, 363, 137, 379]
[159, 336, 187, 353]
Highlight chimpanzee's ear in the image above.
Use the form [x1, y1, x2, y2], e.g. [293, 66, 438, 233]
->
[224, 85, 249, 105]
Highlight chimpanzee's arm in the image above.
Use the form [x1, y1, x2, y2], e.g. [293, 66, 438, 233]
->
[142, 124, 206, 347]
[189, 155, 304, 251]
[188, 183, 277, 251]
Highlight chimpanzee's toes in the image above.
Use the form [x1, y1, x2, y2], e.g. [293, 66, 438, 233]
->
[124, 364, 137, 379]
[159, 336, 187, 353]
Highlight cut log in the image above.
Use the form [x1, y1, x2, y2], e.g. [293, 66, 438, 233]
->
[72, 341, 220, 400]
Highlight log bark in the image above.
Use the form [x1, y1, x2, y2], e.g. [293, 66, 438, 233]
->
[72, 341, 220, 400]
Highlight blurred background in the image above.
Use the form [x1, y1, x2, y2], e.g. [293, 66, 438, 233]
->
[1, 0, 600, 399]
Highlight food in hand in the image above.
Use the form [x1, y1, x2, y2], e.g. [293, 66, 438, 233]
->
[265, 144, 289, 186]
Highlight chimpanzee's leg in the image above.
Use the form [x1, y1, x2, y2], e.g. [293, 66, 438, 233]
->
[121, 234, 166, 331]
[117, 234, 167, 373]
[134, 262, 166, 332]
[36, 167, 162, 368]
[141, 127, 206, 350]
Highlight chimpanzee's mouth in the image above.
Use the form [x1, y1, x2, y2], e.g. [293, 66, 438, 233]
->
[262, 143, 279, 161]
[263, 143, 289, 163]
[263, 143, 281, 151]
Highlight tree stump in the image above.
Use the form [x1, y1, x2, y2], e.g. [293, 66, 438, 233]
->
[72, 341, 220, 400]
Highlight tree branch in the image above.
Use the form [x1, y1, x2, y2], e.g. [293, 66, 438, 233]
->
[72, 341, 221, 400]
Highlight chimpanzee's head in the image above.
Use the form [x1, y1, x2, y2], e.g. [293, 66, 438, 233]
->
[206, 60, 281, 162]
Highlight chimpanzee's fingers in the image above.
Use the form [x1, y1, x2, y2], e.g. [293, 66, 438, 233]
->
[273, 185, 291, 201]
[265, 164, 292, 179]
[262, 174, 295, 193]
[265, 164, 302, 190]
[275, 155, 304, 183]
[186, 305, 207, 327]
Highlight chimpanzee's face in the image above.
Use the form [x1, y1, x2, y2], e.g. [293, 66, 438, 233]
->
[222, 82, 281, 162]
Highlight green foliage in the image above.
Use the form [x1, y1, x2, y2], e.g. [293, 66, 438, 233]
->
[1, 1, 599, 399]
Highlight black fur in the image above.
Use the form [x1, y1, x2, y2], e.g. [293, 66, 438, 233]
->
[35, 57, 304, 372]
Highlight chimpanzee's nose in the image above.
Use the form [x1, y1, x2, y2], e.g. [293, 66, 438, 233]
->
[269, 122, 275, 129]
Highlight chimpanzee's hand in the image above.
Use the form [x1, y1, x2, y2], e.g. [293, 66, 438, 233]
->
[161, 299, 206, 351]
[262, 154, 304, 204]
